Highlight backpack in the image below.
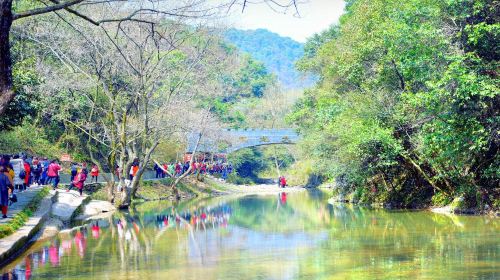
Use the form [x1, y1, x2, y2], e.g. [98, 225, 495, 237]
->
[19, 170, 26, 179]
[9, 193, 17, 205]
[33, 164, 41, 174]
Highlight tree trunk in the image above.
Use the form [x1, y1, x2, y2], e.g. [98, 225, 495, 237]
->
[0, 0, 15, 116]
[273, 146, 281, 178]
[401, 153, 447, 194]
[171, 132, 202, 192]
[119, 141, 159, 208]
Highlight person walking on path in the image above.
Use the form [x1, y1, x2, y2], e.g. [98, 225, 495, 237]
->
[1, 156, 15, 184]
[10, 157, 24, 192]
[0, 166, 14, 218]
[168, 163, 175, 178]
[175, 163, 181, 177]
[68, 168, 87, 196]
[129, 159, 139, 180]
[154, 163, 162, 178]
[32, 157, 42, 186]
[70, 162, 78, 182]
[90, 164, 99, 183]
[47, 160, 62, 190]
[40, 157, 49, 185]
[23, 159, 31, 191]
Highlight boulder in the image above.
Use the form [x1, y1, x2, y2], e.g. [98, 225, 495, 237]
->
[51, 190, 89, 222]
[74, 200, 115, 221]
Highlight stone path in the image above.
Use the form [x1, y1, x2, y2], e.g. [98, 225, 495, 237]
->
[0, 186, 44, 225]
[0, 189, 54, 264]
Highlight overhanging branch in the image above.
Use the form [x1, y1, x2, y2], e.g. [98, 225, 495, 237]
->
[13, 0, 85, 20]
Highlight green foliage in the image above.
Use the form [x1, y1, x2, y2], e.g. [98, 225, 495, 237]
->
[0, 34, 42, 130]
[227, 147, 266, 181]
[290, 0, 499, 209]
[227, 145, 295, 184]
[0, 122, 62, 158]
[205, 51, 275, 128]
[225, 28, 314, 89]
[431, 192, 453, 207]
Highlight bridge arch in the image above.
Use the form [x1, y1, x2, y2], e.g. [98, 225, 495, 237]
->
[186, 128, 300, 154]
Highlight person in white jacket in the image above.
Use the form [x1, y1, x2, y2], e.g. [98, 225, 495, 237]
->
[10, 157, 24, 192]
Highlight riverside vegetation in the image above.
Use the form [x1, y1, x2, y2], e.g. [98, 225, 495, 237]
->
[0, 0, 497, 214]
[287, 0, 499, 213]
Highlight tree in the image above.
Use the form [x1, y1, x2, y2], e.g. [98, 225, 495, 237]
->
[290, 0, 499, 208]
[15, 4, 236, 206]
[0, 0, 301, 117]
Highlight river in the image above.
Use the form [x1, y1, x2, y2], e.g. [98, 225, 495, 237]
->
[1, 190, 499, 279]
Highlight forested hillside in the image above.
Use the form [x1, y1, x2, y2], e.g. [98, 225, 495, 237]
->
[225, 28, 314, 89]
[290, 0, 499, 211]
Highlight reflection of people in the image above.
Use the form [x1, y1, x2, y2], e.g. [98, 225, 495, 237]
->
[280, 192, 287, 205]
[117, 219, 124, 238]
[49, 242, 59, 267]
[92, 222, 100, 239]
[25, 256, 32, 279]
[74, 229, 86, 258]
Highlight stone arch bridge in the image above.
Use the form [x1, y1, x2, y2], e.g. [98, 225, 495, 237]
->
[186, 128, 300, 154]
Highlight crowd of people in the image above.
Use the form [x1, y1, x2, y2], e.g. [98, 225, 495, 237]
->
[0, 153, 104, 218]
[0, 152, 239, 219]
[154, 161, 234, 180]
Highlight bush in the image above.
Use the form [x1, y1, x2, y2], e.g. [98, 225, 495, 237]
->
[431, 192, 452, 206]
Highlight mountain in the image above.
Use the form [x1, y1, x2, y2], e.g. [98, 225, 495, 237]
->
[225, 28, 314, 89]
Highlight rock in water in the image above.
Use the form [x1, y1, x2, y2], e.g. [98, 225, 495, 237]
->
[51, 190, 88, 222]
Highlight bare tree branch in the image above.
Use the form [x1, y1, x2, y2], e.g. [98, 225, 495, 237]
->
[13, 0, 85, 20]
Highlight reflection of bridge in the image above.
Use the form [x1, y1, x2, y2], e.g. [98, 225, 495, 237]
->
[187, 128, 300, 154]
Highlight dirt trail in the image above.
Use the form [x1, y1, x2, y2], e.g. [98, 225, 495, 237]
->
[195, 177, 305, 196]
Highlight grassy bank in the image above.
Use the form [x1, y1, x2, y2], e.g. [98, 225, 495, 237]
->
[0, 187, 50, 238]
[88, 179, 203, 203]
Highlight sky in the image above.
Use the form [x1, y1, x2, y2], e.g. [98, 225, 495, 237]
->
[228, 0, 346, 42]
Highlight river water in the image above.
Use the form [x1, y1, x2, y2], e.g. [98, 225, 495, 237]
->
[1, 190, 499, 279]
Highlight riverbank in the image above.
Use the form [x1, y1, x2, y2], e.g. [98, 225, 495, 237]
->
[190, 176, 305, 196]
[87, 176, 305, 203]
[327, 194, 499, 217]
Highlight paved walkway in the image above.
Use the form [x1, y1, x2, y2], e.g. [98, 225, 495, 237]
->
[0, 186, 45, 225]
[0, 187, 54, 264]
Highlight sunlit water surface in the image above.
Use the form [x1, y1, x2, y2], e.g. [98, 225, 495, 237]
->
[1, 191, 499, 279]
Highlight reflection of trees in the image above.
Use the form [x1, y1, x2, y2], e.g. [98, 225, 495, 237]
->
[299, 204, 500, 279]
[229, 192, 333, 233]
[2, 193, 499, 280]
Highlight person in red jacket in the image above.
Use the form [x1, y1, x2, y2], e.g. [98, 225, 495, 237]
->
[162, 163, 168, 178]
[280, 176, 287, 188]
[90, 164, 99, 183]
[67, 168, 87, 196]
[23, 160, 31, 191]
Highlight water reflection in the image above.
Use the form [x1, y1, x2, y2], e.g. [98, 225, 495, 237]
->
[1, 191, 499, 280]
